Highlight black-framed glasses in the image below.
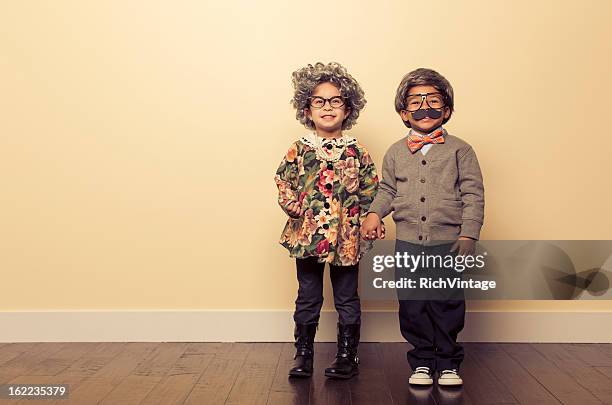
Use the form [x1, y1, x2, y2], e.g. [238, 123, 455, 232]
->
[405, 92, 446, 112]
[309, 96, 346, 109]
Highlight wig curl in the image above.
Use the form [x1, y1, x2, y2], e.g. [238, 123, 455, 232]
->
[291, 62, 366, 130]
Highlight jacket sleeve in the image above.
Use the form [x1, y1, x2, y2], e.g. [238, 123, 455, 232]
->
[274, 142, 300, 218]
[367, 148, 396, 219]
[458, 147, 485, 239]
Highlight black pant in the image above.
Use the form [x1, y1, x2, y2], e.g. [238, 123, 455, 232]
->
[395, 240, 466, 371]
[293, 257, 361, 325]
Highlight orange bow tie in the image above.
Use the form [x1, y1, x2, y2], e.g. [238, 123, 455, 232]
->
[406, 128, 445, 153]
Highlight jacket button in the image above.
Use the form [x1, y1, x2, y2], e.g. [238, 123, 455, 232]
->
[325, 183, 332, 190]
[420, 197, 426, 202]
[421, 216, 426, 221]
[420, 178, 426, 183]
[418, 235, 423, 240]
[421, 160, 427, 165]
[324, 202, 330, 209]
[327, 163, 333, 170]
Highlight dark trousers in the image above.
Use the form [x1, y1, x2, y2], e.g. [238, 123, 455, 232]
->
[395, 240, 466, 371]
[293, 257, 361, 325]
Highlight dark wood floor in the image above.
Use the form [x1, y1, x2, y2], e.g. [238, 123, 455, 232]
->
[0, 342, 611, 404]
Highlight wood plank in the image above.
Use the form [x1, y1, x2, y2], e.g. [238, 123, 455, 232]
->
[267, 390, 307, 405]
[225, 342, 283, 405]
[379, 342, 436, 405]
[183, 343, 252, 405]
[101, 374, 161, 405]
[4, 343, 120, 405]
[26, 342, 99, 376]
[0, 344, 40, 369]
[462, 343, 518, 404]
[30, 343, 128, 405]
[533, 343, 612, 403]
[130, 342, 189, 377]
[59, 342, 128, 379]
[139, 346, 216, 405]
[0, 343, 68, 382]
[310, 342, 351, 405]
[1, 342, 611, 404]
[51, 342, 158, 405]
[501, 343, 600, 405]
[596, 344, 612, 359]
[467, 343, 559, 405]
[349, 343, 393, 405]
[0, 344, 42, 384]
[97, 342, 188, 405]
[268, 342, 310, 405]
[182, 342, 224, 355]
[594, 366, 612, 380]
[1, 343, 95, 405]
[564, 343, 612, 367]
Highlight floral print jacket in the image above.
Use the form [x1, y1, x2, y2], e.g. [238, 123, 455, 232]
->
[275, 133, 379, 266]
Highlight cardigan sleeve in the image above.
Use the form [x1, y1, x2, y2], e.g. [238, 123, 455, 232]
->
[458, 147, 485, 239]
[274, 142, 301, 218]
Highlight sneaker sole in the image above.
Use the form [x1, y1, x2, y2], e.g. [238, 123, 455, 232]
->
[408, 378, 433, 386]
[438, 379, 463, 386]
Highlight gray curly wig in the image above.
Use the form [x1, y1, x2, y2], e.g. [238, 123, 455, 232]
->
[395, 68, 454, 128]
[291, 62, 366, 130]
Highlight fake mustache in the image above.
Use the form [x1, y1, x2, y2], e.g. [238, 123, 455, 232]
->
[411, 108, 443, 120]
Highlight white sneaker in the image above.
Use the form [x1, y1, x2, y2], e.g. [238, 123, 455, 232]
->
[408, 366, 433, 385]
[438, 369, 463, 386]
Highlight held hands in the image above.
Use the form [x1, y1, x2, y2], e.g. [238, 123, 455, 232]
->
[361, 213, 385, 240]
[286, 201, 304, 218]
[450, 236, 476, 256]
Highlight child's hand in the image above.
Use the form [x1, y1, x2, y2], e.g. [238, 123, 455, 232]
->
[286, 201, 303, 218]
[361, 213, 383, 240]
[450, 237, 476, 256]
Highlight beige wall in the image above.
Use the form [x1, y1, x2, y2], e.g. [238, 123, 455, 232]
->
[1, 1, 611, 312]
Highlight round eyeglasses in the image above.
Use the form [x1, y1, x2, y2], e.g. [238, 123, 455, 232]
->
[309, 96, 346, 109]
[405, 92, 446, 112]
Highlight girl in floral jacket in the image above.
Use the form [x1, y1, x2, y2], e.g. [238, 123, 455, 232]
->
[275, 62, 379, 379]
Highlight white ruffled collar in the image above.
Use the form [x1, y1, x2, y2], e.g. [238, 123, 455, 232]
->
[300, 132, 357, 148]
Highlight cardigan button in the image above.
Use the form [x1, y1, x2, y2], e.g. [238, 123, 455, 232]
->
[418, 235, 423, 240]
[421, 160, 427, 165]
[420, 197, 426, 202]
[421, 216, 426, 221]
[323, 223, 329, 229]
[327, 163, 333, 170]
[325, 184, 332, 190]
[326, 143, 333, 150]
[420, 178, 426, 183]
[324, 202, 330, 209]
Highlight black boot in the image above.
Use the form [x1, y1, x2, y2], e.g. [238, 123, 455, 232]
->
[289, 323, 317, 378]
[324, 323, 360, 379]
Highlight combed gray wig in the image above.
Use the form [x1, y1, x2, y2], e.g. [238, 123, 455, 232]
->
[395, 68, 455, 128]
[291, 62, 366, 130]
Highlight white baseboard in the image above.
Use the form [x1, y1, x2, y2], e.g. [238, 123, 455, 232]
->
[1, 310, 611, 343]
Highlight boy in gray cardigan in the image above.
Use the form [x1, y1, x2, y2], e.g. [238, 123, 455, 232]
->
[362, 68, 484, 387]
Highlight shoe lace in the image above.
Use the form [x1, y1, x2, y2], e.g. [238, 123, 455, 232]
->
[440, 369, 458, 375]
[414, 366, 430, 374]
